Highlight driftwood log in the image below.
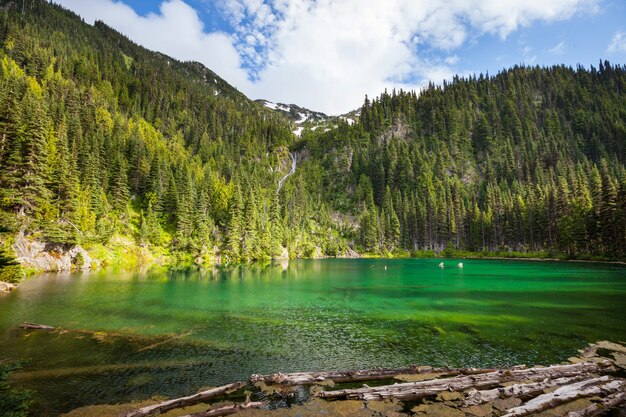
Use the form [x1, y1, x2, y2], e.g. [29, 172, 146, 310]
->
[178, 401, 266, 417]
[19, 322, 55, 330]
[501, 376, 625, 417]
[250, 364, 526, 385]
[566, 390, 626, 417]
[317, 360, 615, 400]
[462, 375, 588, 406]
[123, 382, 246, 417]
[121, 341, 626, 417]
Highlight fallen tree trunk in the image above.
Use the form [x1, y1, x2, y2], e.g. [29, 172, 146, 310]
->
[19, 322, 55, 330]
[119, 342, 625, 417]
[501, 376, 625, 417]
[317, 360, 615, 401]
[179, 401, 266, 417]
[122, 382, 246, 417]
[566, 390, 626, 417]
[462, 375, 587, 406]
[250, 365, 525, 386]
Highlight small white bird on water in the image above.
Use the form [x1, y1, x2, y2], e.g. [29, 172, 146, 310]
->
[458, 262, 464, 268]
[438, 262, 444, 268]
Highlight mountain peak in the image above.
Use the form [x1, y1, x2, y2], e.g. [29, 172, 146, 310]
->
[256, 99, 359, 137]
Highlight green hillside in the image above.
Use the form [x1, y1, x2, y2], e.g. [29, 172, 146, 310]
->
[300, 66, 626, 258]
[0, 0, 624, 274]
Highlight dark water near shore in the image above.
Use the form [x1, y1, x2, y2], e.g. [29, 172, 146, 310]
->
[0, 258, 625, 415]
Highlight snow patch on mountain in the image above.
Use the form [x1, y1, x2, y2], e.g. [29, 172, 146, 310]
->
[257, 99, 360, 137]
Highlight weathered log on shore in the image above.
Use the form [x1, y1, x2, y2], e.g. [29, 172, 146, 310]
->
[501, 376, 625, 417]
[178, 401, 266, 417]
[317, 360, 615, 400]
[19, 322, 55, 330]
[462, 375, 588, 406]
[566, 390, 626, 417]
[122, 382, 246, 417]
[119, 341, 626, 417]
[250, 365, 525, 386]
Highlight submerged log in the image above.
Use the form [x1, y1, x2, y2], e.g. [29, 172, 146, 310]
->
[179, 401, 266, 417]
[250, 365, 524, 386]
[122, 382, 246, 417]
[19, 322, 55, 330]
[317, 360, 615, 401]
[501, 376, 625, 417]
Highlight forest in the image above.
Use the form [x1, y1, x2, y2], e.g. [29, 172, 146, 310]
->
[0, 0, 625, 275]
[303, 66, 626, 258]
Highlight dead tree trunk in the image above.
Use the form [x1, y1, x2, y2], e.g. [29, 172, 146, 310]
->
[566, 391, 626, 417]
[19, 322, 54, 330]
[120, 341, 626, 417]
[501, 376, 625, 417]
[251, 365, 524, 386]
[178, 401, 265, 417]
[122, 382, 246, 417]
[317, 361, 615, 401]
[462, 375, 587, 406]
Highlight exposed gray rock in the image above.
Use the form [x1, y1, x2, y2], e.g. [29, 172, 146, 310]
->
[273, 246, 289, 260]
[13, 231, 99, 272]
[0, 281, 16, 295]
[340, 247, 361, 258]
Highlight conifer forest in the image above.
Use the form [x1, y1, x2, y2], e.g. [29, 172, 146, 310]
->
[0, 0, 625, 269]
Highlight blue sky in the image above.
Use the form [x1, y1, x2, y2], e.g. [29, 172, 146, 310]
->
[56, 0, 626, 114]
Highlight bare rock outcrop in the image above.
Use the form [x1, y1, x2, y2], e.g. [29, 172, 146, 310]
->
[0, 281, 16, 295]
[13, 232, 98, 272]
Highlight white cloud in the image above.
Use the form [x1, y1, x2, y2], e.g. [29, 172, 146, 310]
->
[55, 0, 598, 114]
[54, 0, 250, 89]
[608, 31, 626, 54]
[240, 0, 596, 113]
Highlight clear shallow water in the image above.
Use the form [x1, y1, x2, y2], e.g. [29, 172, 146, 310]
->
[0, 258, 625, 415]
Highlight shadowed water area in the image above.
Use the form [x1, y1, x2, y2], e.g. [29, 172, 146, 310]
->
[0, 258, 625, 416]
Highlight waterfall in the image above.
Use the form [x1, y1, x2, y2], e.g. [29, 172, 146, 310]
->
[277, 152, 296, 193]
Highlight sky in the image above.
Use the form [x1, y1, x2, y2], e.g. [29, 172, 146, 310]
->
[54, 0, 626, 115]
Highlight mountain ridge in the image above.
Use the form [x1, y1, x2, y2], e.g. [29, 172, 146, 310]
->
[0, 0, 625, 281]
[255, 99, 359, 137]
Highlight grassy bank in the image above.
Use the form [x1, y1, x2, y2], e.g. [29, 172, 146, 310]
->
[360, 248, 626, 264]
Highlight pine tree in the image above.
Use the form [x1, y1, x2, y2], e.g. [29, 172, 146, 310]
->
[139, 199, 162, 246]
[17, 81, 52, 219]
[268, 192, 283, 256]
[241, 190, 259, 261]
[224, 184, 243, 262]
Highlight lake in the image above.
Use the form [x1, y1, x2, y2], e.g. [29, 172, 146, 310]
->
[0, 258, 625, 415]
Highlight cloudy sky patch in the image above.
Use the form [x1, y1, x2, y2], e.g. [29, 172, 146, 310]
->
[55, 0, 624, 114]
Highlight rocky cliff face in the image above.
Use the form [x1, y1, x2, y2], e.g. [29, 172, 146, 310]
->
[13, 232, 99, 272]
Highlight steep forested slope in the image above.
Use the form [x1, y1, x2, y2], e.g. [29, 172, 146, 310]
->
[299, 65, 626, 257]
[0, 0, 624, 273]
[0, 0, 349, 270]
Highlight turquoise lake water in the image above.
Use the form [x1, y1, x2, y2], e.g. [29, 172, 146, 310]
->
[0, 258, 624, 415]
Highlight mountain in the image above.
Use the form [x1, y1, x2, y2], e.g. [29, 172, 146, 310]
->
[0, 0, 625, 278]
[255, 99, 358, 137]
[300, 69, 626, 258]
[0, 0, 348, 273]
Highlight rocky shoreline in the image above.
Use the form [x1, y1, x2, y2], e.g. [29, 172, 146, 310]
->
[59, 341, 626, 417]
[12, 231, 98, 272]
